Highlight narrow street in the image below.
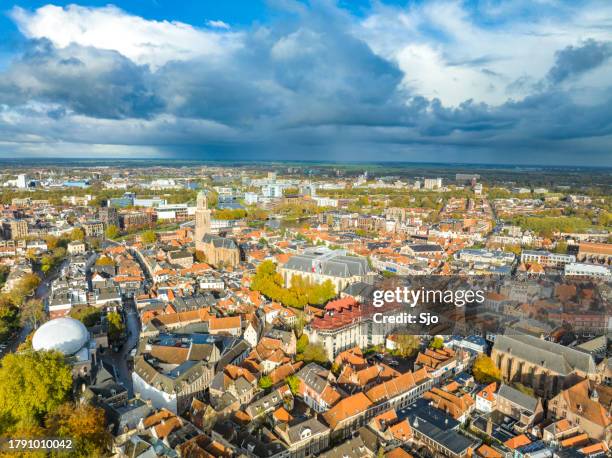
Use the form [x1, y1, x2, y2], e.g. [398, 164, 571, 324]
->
[101, 297, 140, 396]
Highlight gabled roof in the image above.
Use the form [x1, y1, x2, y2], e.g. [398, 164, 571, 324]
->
[365, 368, 429, 404]
[497, 384, 538, 413]
[322, 392, 372, 430]
[493, 333, 596, 375]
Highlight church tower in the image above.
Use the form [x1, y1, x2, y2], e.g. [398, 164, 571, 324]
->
[195, 191, 211, 251]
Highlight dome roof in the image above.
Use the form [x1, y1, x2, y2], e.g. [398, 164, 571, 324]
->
[32, 317, 89, 355]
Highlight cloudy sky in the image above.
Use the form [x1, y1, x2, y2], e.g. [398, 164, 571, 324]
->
[0, 0, 611, 165]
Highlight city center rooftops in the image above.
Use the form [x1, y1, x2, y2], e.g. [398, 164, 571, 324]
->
[283, 247, 369, 278]
[493, 333, 597, 375]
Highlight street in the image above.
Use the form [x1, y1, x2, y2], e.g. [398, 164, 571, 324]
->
[101, 297, 141, 396]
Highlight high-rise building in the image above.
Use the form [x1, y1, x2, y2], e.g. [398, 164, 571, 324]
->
[16, 174, 28, 189]
[194, 191, 211, 251]
[423, 178, 443, 190]
[98, 207, 119, 228]
[2, 219, 28, 240]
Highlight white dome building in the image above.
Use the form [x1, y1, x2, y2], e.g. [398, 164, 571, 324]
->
[32, 317, 90, 356]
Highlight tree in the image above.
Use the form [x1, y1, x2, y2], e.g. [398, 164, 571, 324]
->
[69, 228, 85, 242]
[141, 230, 157, 245]
[251, 261, 335, 309]
[107, 311, 125, 341]
[0, 297, 19, 340]
[258, 375, 273, 390]
[296, 334, 309, 354]
[553, 241, 568, 254]
[104, 225, 119, 239]
[95, 256, 114, 266]
[0, 351, 72, 424]
[70, 306, 102, 327]
[194, 250, 207, 263]
[472, 354, 501, 384]
[20, 299, 45, 329]
[286, 375, 300, 395]
[46, 402, 111, 457]
[9, 274, 41, 306]
[296, 343, 328, 365]
[392, 334, 421, 358]
[428, 336, 444, 350]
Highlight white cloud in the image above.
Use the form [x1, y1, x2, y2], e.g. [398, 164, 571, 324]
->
[357, 0, 612, 106]
[206, 20, 231, 30]
[11, 5, 242, 69]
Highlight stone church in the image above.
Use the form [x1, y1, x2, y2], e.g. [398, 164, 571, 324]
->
[194, 191, 240, 268]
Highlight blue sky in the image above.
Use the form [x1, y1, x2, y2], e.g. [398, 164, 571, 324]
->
[0, 0, 611, 165]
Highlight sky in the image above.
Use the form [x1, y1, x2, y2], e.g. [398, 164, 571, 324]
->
[0, 0, 611, 166]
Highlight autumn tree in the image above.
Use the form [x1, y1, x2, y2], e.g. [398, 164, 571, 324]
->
[0, 351, 72, 424]
[104, 224, 119, 239]
[95, 256, 115, 266]
[194, 250, 207, 263]
[46, 402, 111, 457]
[251, 261, 335, 309]
[70, 306, 101, 327]
[296, 343, 328, 365]
[472, 354, 502, 384]
[70, 228, 85, 241]
[9, 274, 41, 306]
[20, 299, 45, 329]
[392, 334, 421, 357]
[141, 230, 157, 245]
[106, 311, 125, 341]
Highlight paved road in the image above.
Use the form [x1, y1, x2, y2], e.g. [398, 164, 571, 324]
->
[101, 297, 140, 396]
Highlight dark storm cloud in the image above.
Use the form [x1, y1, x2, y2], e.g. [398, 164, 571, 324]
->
[0, 2, 611, 165]
[547, 39, 612, 84]
[0, 39, 162, 119]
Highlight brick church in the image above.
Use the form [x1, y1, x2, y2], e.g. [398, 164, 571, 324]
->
[194, 191, 240, 268]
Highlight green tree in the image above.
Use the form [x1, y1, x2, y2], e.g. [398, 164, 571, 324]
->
[553, 241, 568, 254]
[286, 374, 300, 395]
[0, 296, 19, 340]
[106, 311, 124, 341]
[0, 351, 72, 424]
[104, 225, 119, 239]
[69, 228, 85, 242]
[296, 334, 309, 354]
[472, 354, 502, 384]
[46, 402, 111, 458]
[258, 375, 273, 390]
[70, 306, 102, 327]
[296, 343, 329, 365]
[141, 230, 157, 245]
[428, 336, 444, 350]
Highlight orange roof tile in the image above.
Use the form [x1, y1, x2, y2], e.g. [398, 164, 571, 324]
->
[504, 434, 531, 449]
[322, 392, 372, 430]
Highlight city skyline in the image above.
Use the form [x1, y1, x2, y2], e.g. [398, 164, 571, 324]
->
[0, 0, 611, 165]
